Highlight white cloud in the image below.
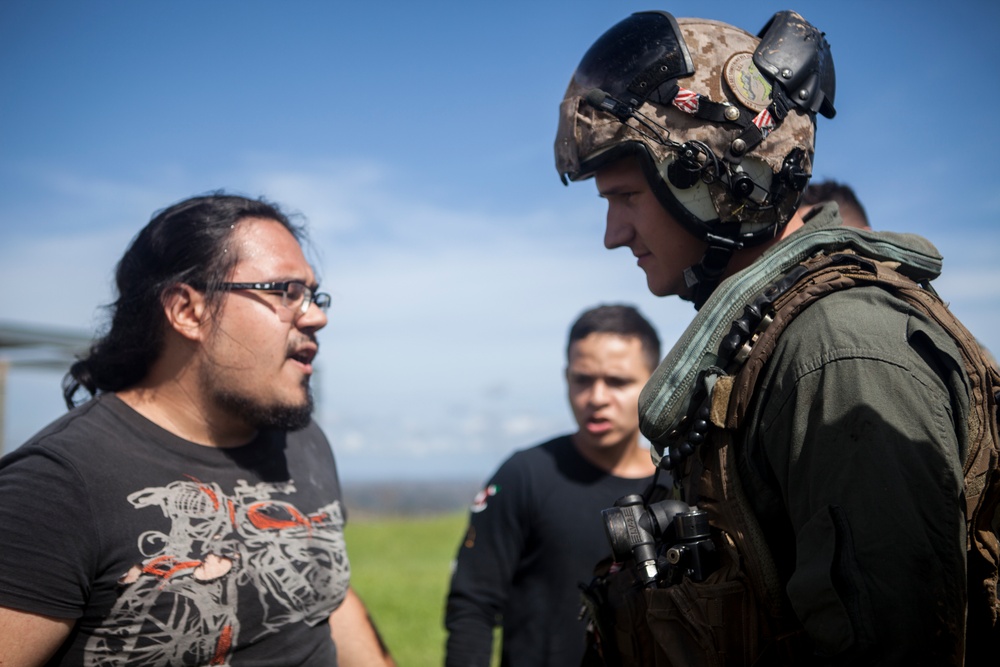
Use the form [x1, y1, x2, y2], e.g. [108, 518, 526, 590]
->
[935, 269, 1000, 301]
[336, 430, 366, 454]
[243, 159, 390, 235]
[502, 413, 556, 438]
[0, 226, 128, 330]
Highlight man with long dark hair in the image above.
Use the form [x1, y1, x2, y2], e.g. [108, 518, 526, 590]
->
[0, 193, 394, 666]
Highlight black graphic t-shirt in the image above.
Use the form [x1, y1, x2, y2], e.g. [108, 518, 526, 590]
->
[0, 394, 349, 666]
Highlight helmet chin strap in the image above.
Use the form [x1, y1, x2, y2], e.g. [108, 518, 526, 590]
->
[683, 238, 739, 309]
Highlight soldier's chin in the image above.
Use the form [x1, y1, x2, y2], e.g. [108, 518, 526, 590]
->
[644, 271, 675, 298]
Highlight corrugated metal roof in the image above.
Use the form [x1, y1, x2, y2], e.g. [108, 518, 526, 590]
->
[0, 320, 92, 350]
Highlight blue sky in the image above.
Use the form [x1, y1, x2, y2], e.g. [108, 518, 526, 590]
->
[2, 1, 998, 481]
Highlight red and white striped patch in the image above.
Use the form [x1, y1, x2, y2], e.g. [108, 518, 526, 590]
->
[752, 108, 775, 138]
[673, 88, 700, 114]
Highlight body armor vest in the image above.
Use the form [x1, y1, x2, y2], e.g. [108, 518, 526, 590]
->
[581, 239, 1000, 666]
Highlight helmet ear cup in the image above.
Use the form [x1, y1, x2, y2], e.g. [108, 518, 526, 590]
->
[666, 145, 702, 190]
[729, 171, 757, 200]
[664, 142, 769, 205]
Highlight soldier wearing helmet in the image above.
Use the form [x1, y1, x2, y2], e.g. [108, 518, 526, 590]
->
[558, 10, 998, 666]
[557, 11, 832, 308]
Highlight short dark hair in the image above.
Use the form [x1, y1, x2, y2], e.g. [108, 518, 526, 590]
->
[801, 179, 869, 229]
[567, 304, 661, 371]
[63, 193, 302, 408]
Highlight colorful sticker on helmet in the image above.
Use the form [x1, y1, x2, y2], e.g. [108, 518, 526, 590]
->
[724, 53, 772, 113]
[470, 484, 500, 513]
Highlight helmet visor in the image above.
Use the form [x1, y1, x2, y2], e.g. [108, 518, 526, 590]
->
[572, 11, 695, 108]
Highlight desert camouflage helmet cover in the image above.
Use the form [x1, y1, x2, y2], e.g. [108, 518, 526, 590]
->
[555, 11, 834, 243]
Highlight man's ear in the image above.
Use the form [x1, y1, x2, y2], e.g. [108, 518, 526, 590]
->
[161, 284, 211, 341]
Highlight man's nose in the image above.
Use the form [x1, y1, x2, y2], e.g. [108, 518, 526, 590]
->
[298, 300, 328, 332]
[589, 380, 609, 405]
[604, 207, 633, 249]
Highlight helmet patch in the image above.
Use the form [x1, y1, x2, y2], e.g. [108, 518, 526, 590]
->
[724, 52, 772, 112]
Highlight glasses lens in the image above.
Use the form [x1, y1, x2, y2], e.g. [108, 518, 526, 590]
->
[281, 282, 308, 313]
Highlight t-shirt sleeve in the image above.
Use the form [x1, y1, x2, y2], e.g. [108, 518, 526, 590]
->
[0, 446, 98, 618]
[444, 458, 530, 667]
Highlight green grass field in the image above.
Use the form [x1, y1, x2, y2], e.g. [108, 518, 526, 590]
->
[345, 511, 487, 667]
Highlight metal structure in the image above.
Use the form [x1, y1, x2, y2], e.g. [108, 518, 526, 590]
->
[0, 320, 92, 453]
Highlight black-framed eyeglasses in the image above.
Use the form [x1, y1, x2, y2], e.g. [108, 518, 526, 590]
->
[219, 281, 331, 315]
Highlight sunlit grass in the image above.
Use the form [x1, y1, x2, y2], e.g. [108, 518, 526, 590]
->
[345, 512, 468, 667]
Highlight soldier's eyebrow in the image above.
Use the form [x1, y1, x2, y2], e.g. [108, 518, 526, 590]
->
[597, 184, 637, 198]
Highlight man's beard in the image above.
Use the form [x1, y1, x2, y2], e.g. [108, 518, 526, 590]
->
[212, 378, 314, 432]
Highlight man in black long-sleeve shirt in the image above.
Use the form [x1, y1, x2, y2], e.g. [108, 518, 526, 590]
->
[444, 304, 667, 666]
